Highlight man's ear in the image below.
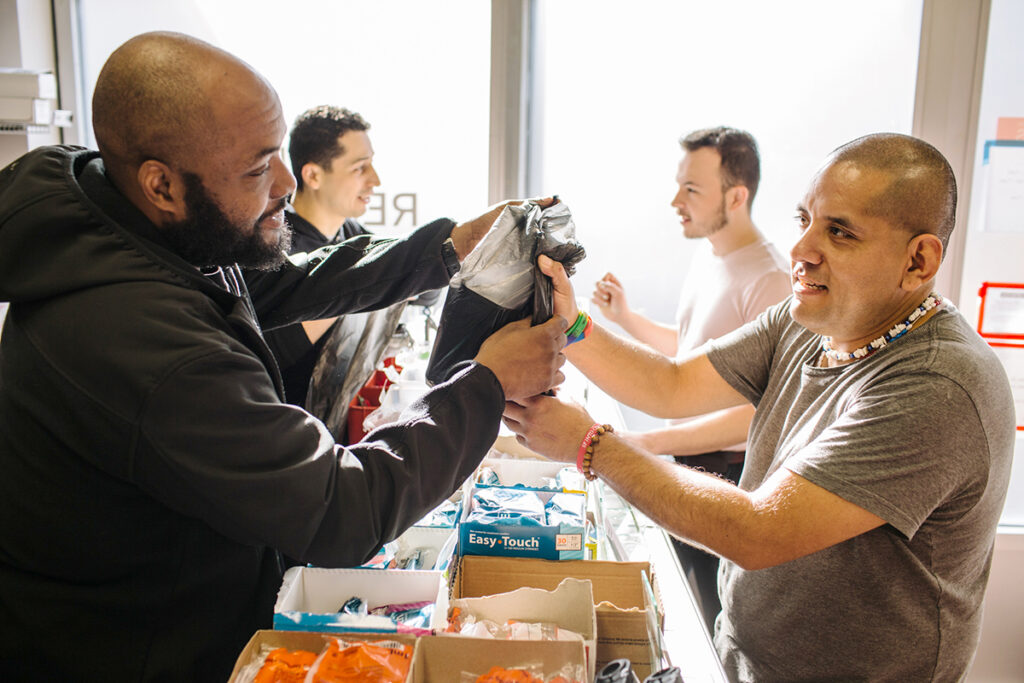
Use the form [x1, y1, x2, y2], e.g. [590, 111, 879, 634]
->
[137, 160, 187, 222]
[726, 185, 749, 213]
[301, 163, 323, 191]
[901, 233, 943, 290]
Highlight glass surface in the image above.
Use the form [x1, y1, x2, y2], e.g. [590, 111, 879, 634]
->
[77, 0, 491, 237]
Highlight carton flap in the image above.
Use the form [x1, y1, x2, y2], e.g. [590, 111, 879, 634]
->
[449, 577, 596, 639]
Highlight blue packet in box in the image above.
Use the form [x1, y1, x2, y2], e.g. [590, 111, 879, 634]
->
[545, 492, 586, 526]
[467, 487, 546, 525]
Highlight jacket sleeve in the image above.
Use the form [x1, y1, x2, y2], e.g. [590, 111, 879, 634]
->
[133, 349, 503, 568]
[246, 218, 455, 330]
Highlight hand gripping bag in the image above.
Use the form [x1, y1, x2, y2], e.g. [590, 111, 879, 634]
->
[425, 200, 585, 385]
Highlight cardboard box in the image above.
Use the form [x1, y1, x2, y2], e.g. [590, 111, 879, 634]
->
[459, 485, 586, 560]
[393, 525, 458, 571]
[475, 457, 586, 493]
[409, 635, 586, 683]
[274, 566, 447, 634]
[445, 577, 597, 681]
[228, 629, 417, 682]
[453, 555, 662, 680]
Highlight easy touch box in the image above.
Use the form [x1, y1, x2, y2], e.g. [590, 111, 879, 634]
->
[273, 566, 447, 634]
[457, 485, 587, 560]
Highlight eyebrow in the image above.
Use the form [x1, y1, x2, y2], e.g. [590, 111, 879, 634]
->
[247, 146, 281, 165]
[796, 204, 860, 232]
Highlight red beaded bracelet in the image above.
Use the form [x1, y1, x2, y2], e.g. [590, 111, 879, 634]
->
[576, 423, 614, 481]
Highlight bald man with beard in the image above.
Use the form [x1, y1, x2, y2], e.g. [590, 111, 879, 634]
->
[504, 134, 1016, 681]
[0, 32, 566, 681]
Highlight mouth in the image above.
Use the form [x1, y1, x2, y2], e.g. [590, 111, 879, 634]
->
[258, 199, 288, 230]
[793, 274, 827, 293]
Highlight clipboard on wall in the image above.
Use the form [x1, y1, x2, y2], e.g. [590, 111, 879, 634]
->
[977, 282, 1024, 430]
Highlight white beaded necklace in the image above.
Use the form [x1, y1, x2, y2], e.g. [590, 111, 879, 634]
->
[821, 292, 942, 363]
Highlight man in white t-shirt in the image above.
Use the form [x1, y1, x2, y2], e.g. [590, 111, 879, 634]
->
[592, 127, 790, 629]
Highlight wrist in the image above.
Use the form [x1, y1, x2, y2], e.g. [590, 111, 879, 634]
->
[576, 423, 614, 481]
[565, 311, 593, 346]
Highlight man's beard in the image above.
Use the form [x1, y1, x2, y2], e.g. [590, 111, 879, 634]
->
[160, 172, 291, 270]
[683, 195, 729, 240]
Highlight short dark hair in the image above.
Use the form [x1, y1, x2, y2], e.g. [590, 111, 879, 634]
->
[829, 133, 957, 252]
[288, 105, 370, 191]
[680, 127, 760, 209]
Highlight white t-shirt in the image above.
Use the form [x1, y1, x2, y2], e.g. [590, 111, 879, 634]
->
[670, 238, 791, 450]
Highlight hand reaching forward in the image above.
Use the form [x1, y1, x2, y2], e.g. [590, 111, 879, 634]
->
[474, 316, 568, 401]
[502, 393, 596, 463]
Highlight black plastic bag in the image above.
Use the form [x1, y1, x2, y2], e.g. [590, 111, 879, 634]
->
[425, 200, 585, 385]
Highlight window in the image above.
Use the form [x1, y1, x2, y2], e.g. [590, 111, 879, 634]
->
[77, 0, 491, 236]
[530, 0, 922, 429]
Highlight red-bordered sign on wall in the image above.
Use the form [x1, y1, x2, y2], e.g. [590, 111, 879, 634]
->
[977, 282, 1024, 431]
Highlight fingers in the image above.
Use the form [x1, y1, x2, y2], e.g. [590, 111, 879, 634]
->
[537, 255, 577, 317]
[533, 196, 558, 208]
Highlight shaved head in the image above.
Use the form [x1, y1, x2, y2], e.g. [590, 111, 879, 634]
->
[91, 31, 295, 269]
[825, 133, 957, 253]
[92, 32, 273, 189]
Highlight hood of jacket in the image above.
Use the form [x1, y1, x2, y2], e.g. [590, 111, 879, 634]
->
[0, 145, 237, 308]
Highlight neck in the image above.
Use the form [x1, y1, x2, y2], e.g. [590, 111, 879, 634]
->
[821, 289, 942, 366]
[707, 213, 760, 256]
[291, 192, 347, 240]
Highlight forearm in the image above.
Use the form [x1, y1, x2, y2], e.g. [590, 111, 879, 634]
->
[616, 309, 678, 357]
[248, 218, 454, 328]
[566, 324, 744, 419]
[632, 404, 754, 456]
[590, 434, 767, 566]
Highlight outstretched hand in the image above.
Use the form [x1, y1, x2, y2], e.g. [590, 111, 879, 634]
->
[474, 316, 567, 401]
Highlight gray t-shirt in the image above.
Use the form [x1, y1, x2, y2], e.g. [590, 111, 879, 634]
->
[706, 297, 1015, 682]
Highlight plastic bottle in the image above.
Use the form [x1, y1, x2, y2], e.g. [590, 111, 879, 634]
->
[595, 659, 640, 683]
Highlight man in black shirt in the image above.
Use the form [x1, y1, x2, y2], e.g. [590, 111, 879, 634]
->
[262, 106, 381, 409]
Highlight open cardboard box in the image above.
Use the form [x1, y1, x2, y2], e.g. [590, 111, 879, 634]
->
[410, 635, 586, 683]
[228, 629, 418, 682]
[453, 555, 664, 680]
[444, 576, 597, 681]
[474, 457, 586, 493]
[274, 566, 447, 634]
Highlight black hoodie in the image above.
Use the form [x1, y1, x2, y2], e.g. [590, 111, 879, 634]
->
[0, 147, 503, 681]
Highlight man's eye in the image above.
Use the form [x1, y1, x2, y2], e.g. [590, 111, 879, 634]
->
[829, 225, 850, 239]
[250, 166, 269, 177]
[794, 214, 809, 229]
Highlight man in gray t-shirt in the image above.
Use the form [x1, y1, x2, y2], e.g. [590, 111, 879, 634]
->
[503, 133, 1016, 681]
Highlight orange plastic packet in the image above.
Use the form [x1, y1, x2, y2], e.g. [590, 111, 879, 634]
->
[253, 647, 319, 683]
[307, 638, 413, 682]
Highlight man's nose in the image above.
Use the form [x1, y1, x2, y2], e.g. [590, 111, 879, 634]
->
[790, 224, 822, 265]
[271, 154, 296, 200]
